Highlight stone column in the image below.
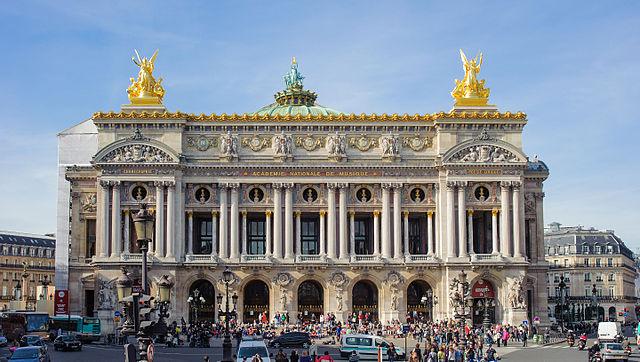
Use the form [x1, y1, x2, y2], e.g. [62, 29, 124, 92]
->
[467, 210, 474, 254]
[166, 182, 176, 259]
[110, 181, 121, 258]
[403, 211, 410, 257]
[349, 211, 355, 258]
[339, 185, 348, 260]
[272, 184, 283, 259]
[457, 182, 468, 258]
[326, 184, 337, 259]
[393, 184, 403, 259]
[373, 210, 380, 256]
[500, 181, 512, 257]
[427, 211, 434, 256]
[265, 210, 272, 256]
[319, 210, 326, 257]
[491, 208, 499, 254]
[446, 182, 456, 258]
[512, 182, 523, 258]
[295, 210, 302, 255]
[434, 184, 441, 258]
[98, 181, 110, 258]
[218, 185, 228, 259]
[187, 211, 194, 255]
[124, 209, 131, 254]
[211, 211, 218, 257]
[154, 182, 165, 257]
[241, 210, 248, 257]
[230, 184, 240, 260]
[381, 184, 392, 259]
[284, 184, 294, 260]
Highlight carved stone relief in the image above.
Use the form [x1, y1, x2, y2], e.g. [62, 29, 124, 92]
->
[241, 135, 272, 152]
[100, 144, 174, 163]
[186, 135, 217, 152]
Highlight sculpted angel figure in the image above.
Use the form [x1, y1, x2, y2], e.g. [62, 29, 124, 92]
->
[380, 134, 399, 158]
[127, 49, 165, 103]
[283, 57, 305, 89]
[272, 132, 292, 157]
[451, 49, 490, 103]
[326, 132, 346, 159]
[220, 131, 238, 159]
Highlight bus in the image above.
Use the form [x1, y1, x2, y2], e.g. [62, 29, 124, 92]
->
[49, 315, 101, 343]
[0, 312, 49, 341]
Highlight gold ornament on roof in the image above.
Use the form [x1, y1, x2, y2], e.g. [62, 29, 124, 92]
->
[127, 49, 165, 105]
[451, 49, 491, 106]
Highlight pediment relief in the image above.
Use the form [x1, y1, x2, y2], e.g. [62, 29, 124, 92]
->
[94, 129, 179, 164]
[447, 144, 523, 164]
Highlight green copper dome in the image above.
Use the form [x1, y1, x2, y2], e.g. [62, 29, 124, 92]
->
[253, 58, 342, 116]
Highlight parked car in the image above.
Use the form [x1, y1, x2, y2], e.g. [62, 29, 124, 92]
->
[8, 346, 50, 362]
[269, 332, 311, 348]
[0, 335, 8, 347]
[53, 334, 82, 351]
[600, 342, 628, 362]
[236, 338, 272, 362]
[340, 334, 406, 360]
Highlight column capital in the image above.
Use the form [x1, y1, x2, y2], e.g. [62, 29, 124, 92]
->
[166, 181, 176, 188]
[500, 181, 512, 188]
[281, 182, 294, 189]
[265, 210, 272, 217]
[492, 208, 499, 216]
[319, 210, 326, 216]
[373, 210, 380, 217]
[99, 180, 111, 188]
[348, 210, 355, 217]
[109, 180, 122, 187]
[392, 182, 404, 189]
[512, 181, 522, 190]
[427, 210, 434, 217]
[337, 183, 349, 189]
[153, 181, 164, 187]
[381, 182, 393, 190]
[456, 181, 468, 188]
[124, 209, 130, 216]
[467, 209, 474, 216]
[402, 210, 410, 217]
[187, 210, 193, 216]
[241, 210, 248, 216]
[446, 181, 457, 190]
[294, 210, 302, 217]
[272, 183, 283, 189]
[211, 210, 219, 217]
[327, 182, 339, 189]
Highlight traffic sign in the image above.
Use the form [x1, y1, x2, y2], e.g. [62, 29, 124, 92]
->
[402, 325, 410, 334]
[54, 290, 69, 315]
[114, 310, 121, 317]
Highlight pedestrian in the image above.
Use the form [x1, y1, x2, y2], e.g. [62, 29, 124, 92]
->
[412, 343, 422, 362]
[522, 329, 528, 347]
[275, 349, 288, 362]
[387, 342, 398, 362]
[299, 351, 312, 362]
[290, 350, 299, 362]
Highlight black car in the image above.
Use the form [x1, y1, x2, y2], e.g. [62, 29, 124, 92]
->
[53, 334, 82, 351]
[269, 332, 311, 348]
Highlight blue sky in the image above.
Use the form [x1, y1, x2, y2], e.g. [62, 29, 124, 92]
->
[0, 1, 638, 248]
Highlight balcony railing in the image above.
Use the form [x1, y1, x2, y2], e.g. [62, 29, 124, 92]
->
[297, 255, 321, 262]
[243, 255, 267, 262]
[471, 254, 502, 262]
[186, 254, 217, 262]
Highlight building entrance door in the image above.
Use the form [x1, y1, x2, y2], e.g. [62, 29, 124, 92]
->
[243, 280, 269, 323]
[352, 280, 378, 320]
[297, 280, 323, 321]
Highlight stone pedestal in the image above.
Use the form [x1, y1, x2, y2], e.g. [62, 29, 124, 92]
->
[506, 308, 528, 325]
[9, 301, 26, 311]
[97, 309, 116, 339]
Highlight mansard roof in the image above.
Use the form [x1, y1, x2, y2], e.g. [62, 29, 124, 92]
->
[0, 231, 55, 248]
[544, 224, 633, 258]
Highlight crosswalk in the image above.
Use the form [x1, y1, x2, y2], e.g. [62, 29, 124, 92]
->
[541, 345, 578, 349]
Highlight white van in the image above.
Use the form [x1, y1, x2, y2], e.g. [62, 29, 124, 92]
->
[340, 334, 406, 360]
[598, 321, 622, 342]
[236, 337, 272, 362]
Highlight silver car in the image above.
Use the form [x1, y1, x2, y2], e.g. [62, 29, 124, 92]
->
[600, 342, 628, 362]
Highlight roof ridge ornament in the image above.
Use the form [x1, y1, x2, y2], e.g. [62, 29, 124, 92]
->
[283, 56, 305, 90]
[474, 128, 493, 141]
[127, 49, 165, 105]
[451, 49, 492, 107]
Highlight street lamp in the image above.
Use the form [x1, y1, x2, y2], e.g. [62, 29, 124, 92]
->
[591, 284, 599, 322]
[420, 289, 436, 322]
[116, 267, 135, 336]
[14, 280, 22, 301]
[155, 274, 173, 342]
[221, 267, 236, 362]
[188, 289, 205, 323]
[479, 298, 495, 330]
[452, 271, 472, 349]
[557, 275, 568, 331]
[132, 203, 154, 295]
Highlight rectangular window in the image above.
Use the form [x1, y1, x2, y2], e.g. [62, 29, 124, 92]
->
[584, 258, 589, 266]
[553, 273, 559, 283]
[595, 245, 601, 254]
[584, 273, 591, 282]
[607, 245, 613, 254]
[247, 218, 266, 255]
[563, 272, 570, 282]
[608, 274, 615, 281]
[301, 217, 319, 255]
[85, 219, 96, 258]
[607, 258, 613, 267]
[564, 259, 568, 267]
[582, 245, 589, 254]
[554, 260, 558, 266]
[595, 258, 601, 267]
[609, 287, 614, 297]
[195, 218, 213, 254]
[595, 273, 603, 282]
[408, 218, 425, 254]
[585, 288, 590, 296]
[354, 217, 372, 255]
[1, 286, 5, 296]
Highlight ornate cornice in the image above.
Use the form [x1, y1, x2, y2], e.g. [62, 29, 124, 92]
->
[92, 110, 526, 122]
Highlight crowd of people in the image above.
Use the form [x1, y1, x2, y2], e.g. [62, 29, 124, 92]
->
[157, 311, 538, 362]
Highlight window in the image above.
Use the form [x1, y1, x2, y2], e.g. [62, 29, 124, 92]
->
[195, 218, 213, 254]
[595, 245, 601, 254]
[301, 218, 320, 255]
[247, 218, 266, 255]
[595, 258, 601, 267]
[1, 286, 5, 296]
[345, 337, 372, 346]
[564, 259, 568, 267]
[563, 272, 570, 282]
[607, 245, 614, 254]
[582, 245, 589, 254]
[553, 273, 560, 283]
[607, 258, 613, 267]
[585, 288, 590, 296]
[583, 258, 589, 266]
[608, 274, 615, 282]
[547, 287, 550, 297]
[584, 273, 591, 282]
[354, 217, 372, 255]
[85, 219, 96, 258]
[553, 260, 558, 266]
[609, 287, 615, 297]
[595, 273, 603, 282]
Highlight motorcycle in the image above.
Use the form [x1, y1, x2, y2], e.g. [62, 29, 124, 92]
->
[588, 352, 602, 362]
[567, 337, 575, 347]
[578, 339, 586, 350]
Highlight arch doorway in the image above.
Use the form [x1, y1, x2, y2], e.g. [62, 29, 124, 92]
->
[297, 280, 324, 321]
[352, 280, 378, 321]
[608, 306, 617, 321]
[407, 280, 434, 322]
[471, 279, 496, 326]
[188, 279, 215, 323]
[243, 280, 270, 323]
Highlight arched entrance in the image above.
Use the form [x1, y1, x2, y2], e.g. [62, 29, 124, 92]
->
[188, 279, 215, 323]
[471, 279, 496, 326]
[608, 306, 617, 321]
[297, 280, 324, 321]
[243, 280, 270, 323]
[352, 280, 378, 321]
[406, 280, 433, 322]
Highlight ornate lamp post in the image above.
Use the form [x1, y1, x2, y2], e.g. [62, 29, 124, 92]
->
[420, 289, 437, 322]
[116, 267, 135, 336]
[155, 274, 173, 342]
[39, 275, 51, 300]
[452, 271, 472, 348]
[132, 203, 154, 295]
[479, 298, 495, 330]
[591, 284, 599, 322]
[188, 289, 205, 323]
[220, 267, 237, 362]
[557, 275, 567, 331]
[14, 280, 22, 301]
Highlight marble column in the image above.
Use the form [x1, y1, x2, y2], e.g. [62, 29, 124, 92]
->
[446, 182, 456, 258]
[349, 211, 355, 258]
[434, 184, 441, 258]
[427, 211, 434, 256]
[187, 211, 194, 255]
[512, 182, 523, 258]
[393, 184, 403, 259]
[284, 184, 294, 260]
[457, 182, 468, 258]
[272, 185, 283, 259]
[339, 185, 348, 260]
[211, 211, 218, 257]
[218, 185, 228, 259]
[373, 210, 380, 256]
[98, 181, 110, 258]
[124, 209, 131, 254]
[230, 184, 240, 260]
[110, 181, 121, 258]
[326, 184, 337, 259]
[467, 210, 474, 254]
[241, 210, 248, 257]
[265, 210, 272, 256]
[166, 182, 176, 259]
[403, 211, 410, 257]
[295, 210, 302, 255]
[381, 184, 392, 259]
[154, 182, 165, 257]
[500, 181, 512, 257]
[319, 210, 326, 257]
[491, 208, 499, 254]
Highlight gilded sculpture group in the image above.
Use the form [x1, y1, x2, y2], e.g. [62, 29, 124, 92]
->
[124, 49, 492, 107]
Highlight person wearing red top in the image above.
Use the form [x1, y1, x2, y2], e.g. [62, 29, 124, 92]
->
[317, 351, 334, 362]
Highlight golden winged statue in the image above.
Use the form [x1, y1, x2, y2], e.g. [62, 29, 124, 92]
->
[451, 49, 491, 106]
[127, 49, 165, 105]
